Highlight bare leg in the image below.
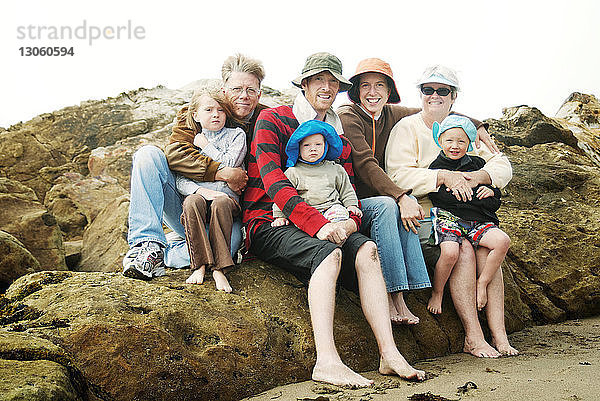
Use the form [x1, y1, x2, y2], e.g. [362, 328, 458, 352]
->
[449, 241, 500, 358]
[353, 242, 425, 381]
[475, 247, 519, 356]
[212, 269, 232, 293]
[475, 229, 511, 310]
[186, 265, 205, 284]
[428, 241, 459, 314]
[390, 291, 419, 324]
[310, 249, 373, 387]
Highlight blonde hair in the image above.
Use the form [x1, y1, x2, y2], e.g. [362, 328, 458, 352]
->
[221, 53, 265, 86]
[185, 86, 239, 130]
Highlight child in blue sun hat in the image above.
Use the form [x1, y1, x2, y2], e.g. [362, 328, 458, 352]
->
[272, 119, 362, 226]
[426, 114, 511, 316]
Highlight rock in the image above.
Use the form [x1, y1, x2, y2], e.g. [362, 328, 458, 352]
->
[488, 114, 600, 322]
[487, 106, 579, 149]
[64, 240, 83, 270]
[0, 269, 370, 401]
[87, 125, 172, 190]
[0, 231, 38, 292]
[556, 92, 600, 129]
[78, 195, 130, 273]
[0, 178, 66, 271]
[554, 92, 600, 167]
[1, 86, 188, 201]
[0, 331, 90, 401]
[44, 172, 127, 239]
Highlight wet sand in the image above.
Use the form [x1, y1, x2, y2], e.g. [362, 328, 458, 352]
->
[243, 316, 600, 401]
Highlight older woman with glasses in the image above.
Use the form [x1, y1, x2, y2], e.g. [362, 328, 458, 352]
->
[337, 59, 493, 325]
[385, 65, 518, 357]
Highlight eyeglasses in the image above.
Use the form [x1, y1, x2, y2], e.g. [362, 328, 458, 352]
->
[226, 86, 260, 98]
[420, 86, 452, 96]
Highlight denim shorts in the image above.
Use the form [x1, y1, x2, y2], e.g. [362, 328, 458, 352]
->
[249, 222, 370, 290]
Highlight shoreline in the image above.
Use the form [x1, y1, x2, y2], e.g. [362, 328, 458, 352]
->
[242, 316, 600, 401]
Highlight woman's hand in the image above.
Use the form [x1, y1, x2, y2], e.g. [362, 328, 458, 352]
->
[440, 170, 473, 202]
[474, 126, 499, 153]
[397, 194, 424, 234]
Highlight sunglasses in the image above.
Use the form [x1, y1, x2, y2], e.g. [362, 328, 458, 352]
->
[420, 86, 452, 96]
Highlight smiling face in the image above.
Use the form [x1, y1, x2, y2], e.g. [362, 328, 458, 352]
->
[299, 133, 326, 163]
[421, 82, 455, 118]
[358, 72, 390, 116]
[439, 127, 470, 160]
[224, 71, 261, 119]
[301, 71, 340, 118]
[193, 95, 226, 131]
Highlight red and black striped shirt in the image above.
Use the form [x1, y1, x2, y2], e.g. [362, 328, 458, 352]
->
[242, 105, 361, 247]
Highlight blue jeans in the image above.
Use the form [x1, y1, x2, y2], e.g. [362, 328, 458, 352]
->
[127, 145, 242, 268]
[359, 196, 431, 292]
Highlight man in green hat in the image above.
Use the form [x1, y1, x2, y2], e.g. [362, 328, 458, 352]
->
[242, 52, 425, 387]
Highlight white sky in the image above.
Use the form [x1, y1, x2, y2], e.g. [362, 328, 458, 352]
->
[2, 0, 599, 128]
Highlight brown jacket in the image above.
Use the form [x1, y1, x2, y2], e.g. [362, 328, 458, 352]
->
[165, 104, 267, 182]
[337, 103, 485, 201]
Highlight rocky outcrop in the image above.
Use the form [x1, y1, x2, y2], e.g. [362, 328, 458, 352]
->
[0, 232, 38, 292]
[0, 178, 66, 272]
[44, 173, 128, 240]
[78, 195, 130, 273]
[487, 101, 600, 322]
[0, 331, 90, 401]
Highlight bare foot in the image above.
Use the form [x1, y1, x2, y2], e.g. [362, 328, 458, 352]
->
[463, 337, 501, 358]
[212, 269, 232, 293]
[379, 356, 426, 381]
[492, 339, 519, 356]
[312, 362, 373, 387]
[186, 266, 205, 284]
[390, 292, 420, 325]
[427, 290, 443, 314]
[476, 280, 488, 310]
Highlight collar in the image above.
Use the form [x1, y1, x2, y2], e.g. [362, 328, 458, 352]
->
[358, 104, 381, 120]
[292, 93, 345, 136]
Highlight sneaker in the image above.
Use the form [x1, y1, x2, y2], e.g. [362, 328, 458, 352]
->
[122, 241, 166, 280]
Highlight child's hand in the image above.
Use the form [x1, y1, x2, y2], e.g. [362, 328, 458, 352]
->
[347, 205, 363, 218]
[193, 132, 209, 149]
[194, 187, 228, 201]
[476, 186, 495, 199]
[271, 217, 289, 227]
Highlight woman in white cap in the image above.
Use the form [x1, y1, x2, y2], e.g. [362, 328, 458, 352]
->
[385, 65, 518, 357]
[337, 59, 491, 325]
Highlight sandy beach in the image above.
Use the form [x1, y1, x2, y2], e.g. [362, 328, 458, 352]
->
[242, 316, 600, 401]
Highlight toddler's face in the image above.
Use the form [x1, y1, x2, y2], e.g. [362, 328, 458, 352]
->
[299, 133, 326, 163]
[194, 95, 226, 131]
[439, 127, 469, 160]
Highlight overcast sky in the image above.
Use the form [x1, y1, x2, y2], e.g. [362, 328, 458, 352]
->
[2, 0, 599, 128]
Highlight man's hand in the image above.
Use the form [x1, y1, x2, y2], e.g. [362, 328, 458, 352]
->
[215, 167, 248, 193]
[271, 217, 289, 227]
[316, 222, 349, 245]
[474, 126, 499, 153]
[397, 194, 424, 234]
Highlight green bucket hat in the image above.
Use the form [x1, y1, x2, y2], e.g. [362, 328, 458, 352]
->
[292, 52, 352, 92]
